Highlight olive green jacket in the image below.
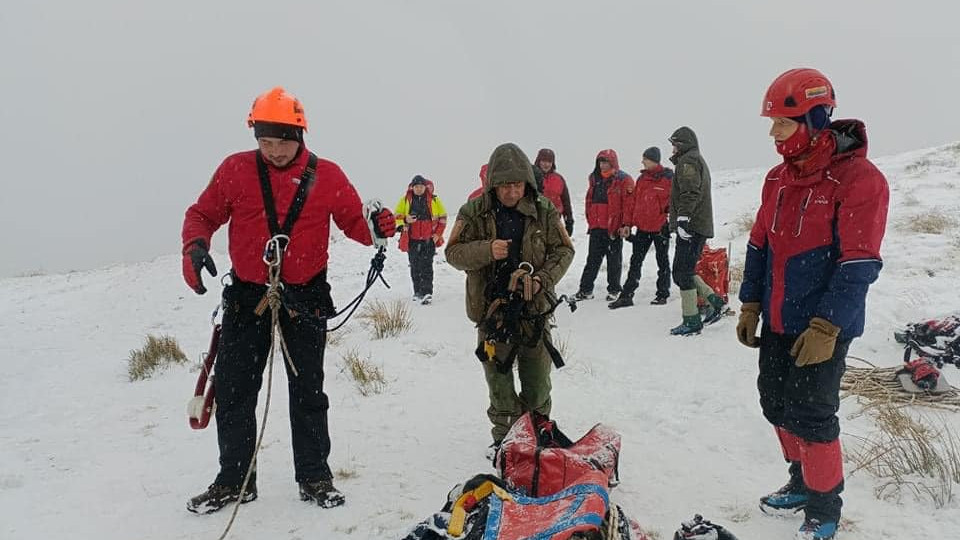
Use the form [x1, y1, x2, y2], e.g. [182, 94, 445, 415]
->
[446, 143, 574, 325]
[668, 126, 714, 238]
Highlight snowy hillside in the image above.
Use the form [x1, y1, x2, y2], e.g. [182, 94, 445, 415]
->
[2, 142, 960, 540]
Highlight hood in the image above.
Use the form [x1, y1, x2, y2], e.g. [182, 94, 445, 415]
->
[669, 126, 699, 155]
[595, 149, 620, 171]
[831, 119, 868, 158]
[406, 175, 435, 197]
[486, 143, 537, 193]
[535, 148, 557, 173]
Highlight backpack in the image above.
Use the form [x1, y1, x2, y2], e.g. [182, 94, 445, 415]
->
[401, 471, 649, 540]
[695, 244, 729, 306]
[495, 412, 621, 497]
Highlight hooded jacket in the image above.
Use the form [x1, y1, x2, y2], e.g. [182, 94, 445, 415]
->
[668, 127, 714, 238]
[446, 143, 574, 325]
[739, 119, 889, 340]
[394, 178, 447, 242]
[585, 149, 634, 235]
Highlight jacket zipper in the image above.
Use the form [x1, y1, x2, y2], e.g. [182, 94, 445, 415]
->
[794, 189, 813, 237]
[770, 187, 786, 234]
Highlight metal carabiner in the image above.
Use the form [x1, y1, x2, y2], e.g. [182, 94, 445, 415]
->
[518, 261, 534, 274]
[262, 234, 291, 266]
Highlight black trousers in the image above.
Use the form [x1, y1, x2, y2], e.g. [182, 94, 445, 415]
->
[622, 226, 671, 298]
[408, 239, 435, 296]
[578, 229, 623, 295]
[213, 274, 334, 486]
[757, 327, 850, 443]
[671, 233, 706, 290]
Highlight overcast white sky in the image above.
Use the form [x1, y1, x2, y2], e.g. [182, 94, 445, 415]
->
[1, 0, 957, 277]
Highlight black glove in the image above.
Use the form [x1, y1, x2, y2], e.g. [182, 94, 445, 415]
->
[564, 218, 574, 236]
[182, 239, 217, 295]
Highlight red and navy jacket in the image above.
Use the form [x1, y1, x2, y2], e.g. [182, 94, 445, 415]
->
[182, 147, 373, 285]
[626, 165, 673, 233]
[585, 149, 634, 235]
[739, 120, 889, 340]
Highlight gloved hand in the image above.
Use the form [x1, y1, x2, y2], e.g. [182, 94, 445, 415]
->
[182, 239, 217, 295]
[677, 216, 692, 241]
[564, 218, 574, 236]
[736, 302, 761, 348]
[432, 233, 444, 247]
[791, 317, 840, 367]
[371, 208, 397, 238]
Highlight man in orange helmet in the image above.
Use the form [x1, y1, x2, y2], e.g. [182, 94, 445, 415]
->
[181, 86, 396, 514]
[737, 69, 888, 540]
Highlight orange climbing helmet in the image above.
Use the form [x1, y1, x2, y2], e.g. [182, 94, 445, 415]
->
[247, 86, 308, 131]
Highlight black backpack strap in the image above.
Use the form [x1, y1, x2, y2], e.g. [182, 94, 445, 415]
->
[256, 151, 319, 241]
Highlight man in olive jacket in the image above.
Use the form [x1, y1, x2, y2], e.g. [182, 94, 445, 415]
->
[446, 143, 575, 449]
[668, 126, 725, 336]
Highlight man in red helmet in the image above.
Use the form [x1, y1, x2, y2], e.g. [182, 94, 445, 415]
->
[737, 69, 889, 540]
[181, 87, 396, 514]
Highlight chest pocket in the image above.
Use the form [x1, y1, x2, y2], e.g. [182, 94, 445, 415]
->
[769, 182, 838, 246]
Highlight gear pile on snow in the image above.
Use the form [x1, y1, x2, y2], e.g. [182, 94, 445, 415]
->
[400, 412, 656, 540]
[893, 312, 960, 393]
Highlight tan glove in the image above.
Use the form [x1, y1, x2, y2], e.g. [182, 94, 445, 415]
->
[790, 317, 840, 367]
[736, 302, 761, 348]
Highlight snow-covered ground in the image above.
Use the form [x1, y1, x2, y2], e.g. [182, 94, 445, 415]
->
[2, 142, 959, 539]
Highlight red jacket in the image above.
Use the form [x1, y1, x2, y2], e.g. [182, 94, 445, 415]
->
[626, 165, 673, 232]
[541, 171, 573, 221]
[182, 148, 373, 285]
[396, 179, 447, 241]
[585, 149, 634, 235]
[739, 120, 889, 340]
[468, 164, 488, 201]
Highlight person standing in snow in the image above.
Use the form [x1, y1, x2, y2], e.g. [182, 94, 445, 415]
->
[609, 147, 673, 309]
[180, 87, 396, 514]
[534, 148, 575, 236]
[737, 68, 888, 540]
[574, 150, 633, 301]
[666, 127, 726, 335]
[446, 143, 574, 454]
[395, 175, 447, 305]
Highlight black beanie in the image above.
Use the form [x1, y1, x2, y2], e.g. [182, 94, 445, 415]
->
[410, 175, 428, 186]
[253, 121, 303, 142]
[642, 146, 661, 163]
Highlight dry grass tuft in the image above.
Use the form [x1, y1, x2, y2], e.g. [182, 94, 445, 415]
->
[357, 299, 413, 339]
[335, 467, 360, 480]
[128, 334, 188, 381]
[897, 209, 958, 235]
[728, 211, 756, 238]
[727, 259, 744, 294]
[341, 348, 386, 396]
[325, 327, 349, 348]
[553, 331, 574, 362]
[845, 406, 960, 508]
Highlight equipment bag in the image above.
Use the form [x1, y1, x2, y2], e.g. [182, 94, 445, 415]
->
[495, 412, 620, 498]
[695, 244, 729, 305]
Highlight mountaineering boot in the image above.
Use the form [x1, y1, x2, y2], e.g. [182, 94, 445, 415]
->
[795, 518, 837, 540]
[573, 291, 594, 301]
[605, 292, 619, 301]
[650, 295, 668, 305]
[701, 294, 727, 326]
[608, 295, 634, 309]
[421, 294, 433, 305]
[670, 315, 703, 336]
[411, 294, 423, 303]
[187, 482, 258, 514]
[760, 462, 808, 516]
[299, 479, 346, 508]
